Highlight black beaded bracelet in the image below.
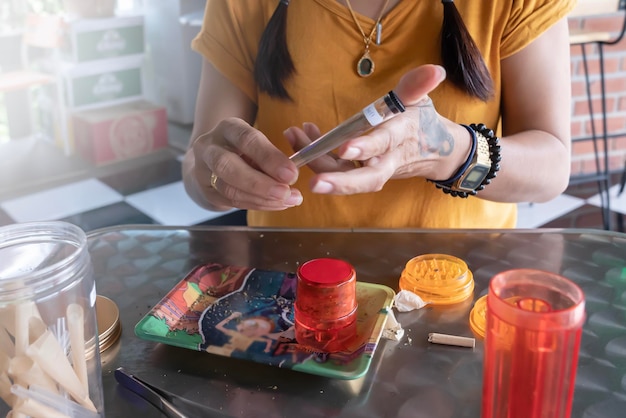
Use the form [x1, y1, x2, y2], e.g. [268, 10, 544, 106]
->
[430, 123, 501, 198]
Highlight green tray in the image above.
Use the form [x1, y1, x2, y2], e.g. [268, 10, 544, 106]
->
[135, 263, 395, 380]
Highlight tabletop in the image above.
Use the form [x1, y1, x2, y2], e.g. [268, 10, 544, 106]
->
[84, 226, 626, 418]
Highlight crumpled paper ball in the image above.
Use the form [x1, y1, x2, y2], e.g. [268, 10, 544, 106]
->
[394, 290, 428, 312]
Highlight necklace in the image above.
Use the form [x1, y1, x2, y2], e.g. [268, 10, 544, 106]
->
[345, 0, 391, 77]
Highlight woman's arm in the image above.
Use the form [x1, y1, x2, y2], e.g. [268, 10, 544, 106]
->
[182, 60, 301, 211]
[298, 18, 572, 204]
[481, 17, 572, 203]
[182, 60, 255, 211]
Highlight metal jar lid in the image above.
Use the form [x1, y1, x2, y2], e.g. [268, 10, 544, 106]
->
[94, 295, 121, 355]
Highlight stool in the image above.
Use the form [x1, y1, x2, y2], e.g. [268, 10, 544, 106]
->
[568, 0, 626, 230]
[617, 160, 626, 232]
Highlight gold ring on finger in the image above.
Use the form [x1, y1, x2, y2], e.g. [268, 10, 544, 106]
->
[210, 172, 219, 190]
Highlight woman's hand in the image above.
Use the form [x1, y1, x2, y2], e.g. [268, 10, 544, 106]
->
[184, 117, 302, 211]
[283, 65, 473, 195]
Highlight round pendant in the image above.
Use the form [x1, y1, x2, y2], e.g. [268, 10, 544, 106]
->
[357, 50, 375, 77]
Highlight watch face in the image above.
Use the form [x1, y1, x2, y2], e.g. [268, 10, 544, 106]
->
[460, 166, 490, 189]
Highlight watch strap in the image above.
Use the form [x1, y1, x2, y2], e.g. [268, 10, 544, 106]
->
[432, 124, 477, 188]
[430, 123, 501, 198]
[451, 129, 491, 192]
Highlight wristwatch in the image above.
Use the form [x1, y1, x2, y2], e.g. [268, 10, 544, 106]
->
[451, 130, 491, 193]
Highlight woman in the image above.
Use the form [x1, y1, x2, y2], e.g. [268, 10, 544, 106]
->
[183, 0, 574, 228]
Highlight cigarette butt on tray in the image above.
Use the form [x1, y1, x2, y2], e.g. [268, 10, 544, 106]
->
[428, 333, 475, 348]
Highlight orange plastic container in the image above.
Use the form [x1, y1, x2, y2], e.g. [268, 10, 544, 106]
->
[399, 254, 474, 304]
[469, 294, 488, 339]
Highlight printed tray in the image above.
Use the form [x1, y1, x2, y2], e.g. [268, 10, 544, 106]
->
[135, 263, 395, 380]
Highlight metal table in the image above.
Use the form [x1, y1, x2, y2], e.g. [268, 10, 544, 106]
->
[85, 227, 626, 417]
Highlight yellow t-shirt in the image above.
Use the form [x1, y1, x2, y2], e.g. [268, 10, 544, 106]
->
[192, 0, 574, 229]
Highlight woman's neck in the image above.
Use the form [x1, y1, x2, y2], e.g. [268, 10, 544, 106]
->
[336, 0, 401, 19]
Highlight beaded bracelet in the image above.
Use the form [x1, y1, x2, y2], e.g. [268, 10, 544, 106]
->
[430, 123, 501, 198]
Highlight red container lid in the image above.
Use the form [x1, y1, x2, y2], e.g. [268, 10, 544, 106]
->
[298, 258, 355, 286]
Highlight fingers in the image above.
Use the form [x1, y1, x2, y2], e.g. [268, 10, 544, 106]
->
[283, 124, 314, 152]
[284, 124, 357, 173]
[193, 118, 303, 210]
[210, 167, 303, 211]
[302, 122, 321, 140]
[307, 109, 446, 195]
[335, 65, 447, 164]
[220, 118, 299, 185]
[309, 156, 396, 195]
[394, 65, 447, 106]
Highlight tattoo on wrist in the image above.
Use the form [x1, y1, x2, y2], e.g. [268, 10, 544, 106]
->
[418, 106, 453, 157]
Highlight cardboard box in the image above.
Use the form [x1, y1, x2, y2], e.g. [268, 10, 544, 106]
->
[61, 15, 145, 63]
[73, 100, 168, 165]
[61, 54, 144, 110]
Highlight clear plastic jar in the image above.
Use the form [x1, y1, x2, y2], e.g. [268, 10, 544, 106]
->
[0, 221, 104, 417]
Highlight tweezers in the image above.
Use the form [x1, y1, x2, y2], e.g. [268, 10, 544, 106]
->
[115, 367, 189, 418]
[115, 367, 229, 417]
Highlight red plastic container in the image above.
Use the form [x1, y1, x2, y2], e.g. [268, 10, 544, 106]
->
[482, 269, 586, 418]
[294, 258, 358, 353]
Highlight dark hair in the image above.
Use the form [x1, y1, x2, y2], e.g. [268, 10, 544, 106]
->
[441, 0, 493, 101]
[254, 0, 494, 101]
[254, 0, 294, 100]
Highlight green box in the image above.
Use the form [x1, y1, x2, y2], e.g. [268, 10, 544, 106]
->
[62, 15, 144, 63]
[62, 55, 144, 110]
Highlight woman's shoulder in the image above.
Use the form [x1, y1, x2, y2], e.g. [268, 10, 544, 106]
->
[206, 0, 278, 19]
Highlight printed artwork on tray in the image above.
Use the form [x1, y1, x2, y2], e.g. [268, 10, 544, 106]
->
[135, 262, 395, 380]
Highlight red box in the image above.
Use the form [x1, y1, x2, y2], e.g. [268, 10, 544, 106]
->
[73, 100, 168, 164]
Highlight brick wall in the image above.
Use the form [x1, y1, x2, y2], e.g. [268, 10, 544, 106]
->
[569, 12, 626, 177]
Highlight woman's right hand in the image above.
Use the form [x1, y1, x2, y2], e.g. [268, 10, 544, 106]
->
[183, 117, 302, 212]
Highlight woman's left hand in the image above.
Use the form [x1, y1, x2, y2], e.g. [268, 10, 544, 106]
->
[284, 65, 472, 195]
